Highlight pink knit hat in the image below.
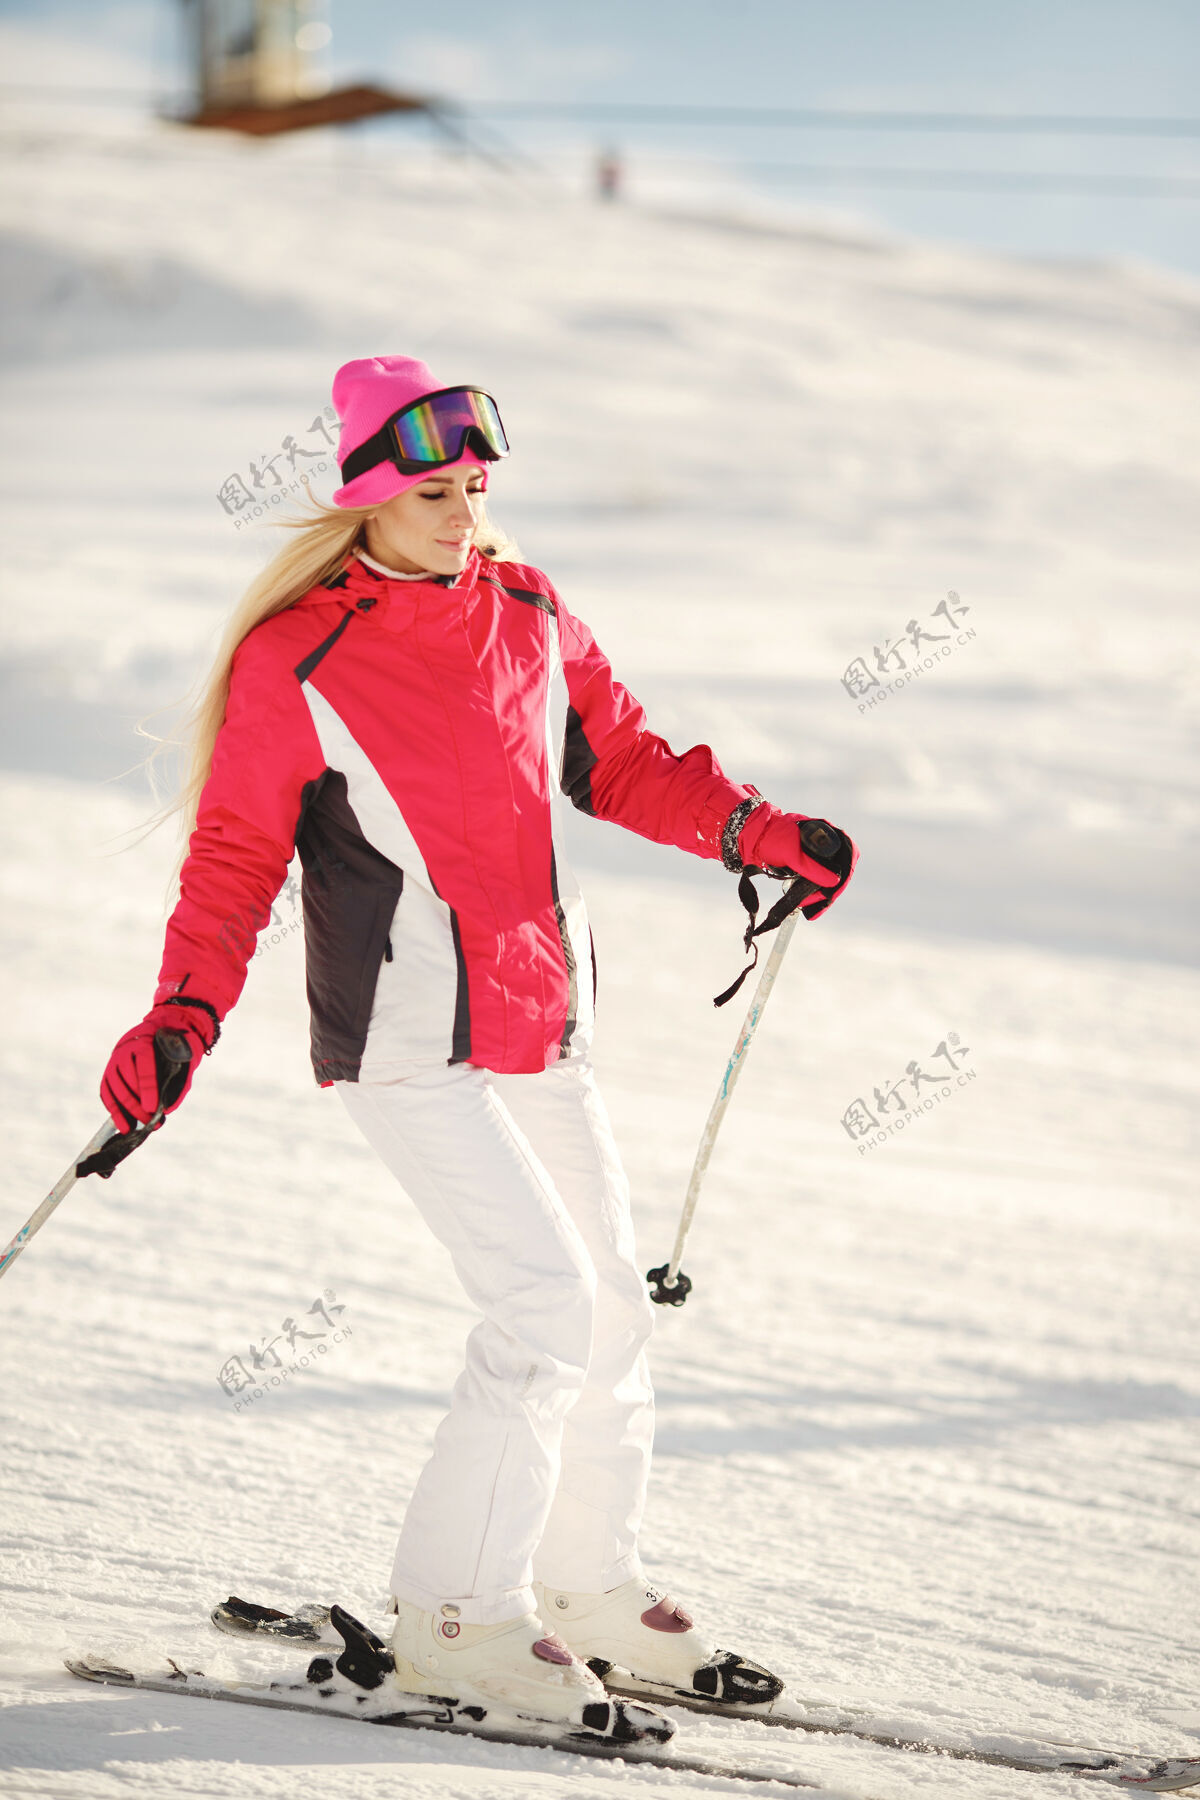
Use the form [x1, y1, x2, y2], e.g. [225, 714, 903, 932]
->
[331, 355, 493, 508]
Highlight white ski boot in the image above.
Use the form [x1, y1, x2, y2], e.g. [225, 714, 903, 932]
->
[534, 1576, 785, 1710]
[387, 1595, 673, 1741]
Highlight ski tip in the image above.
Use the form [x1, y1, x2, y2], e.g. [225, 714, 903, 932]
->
[212, 1596, 291, 1630]
[1116, 1764, 1200, 1794]
[64, 1656, 136, 1684]
[210, 1595, 333, 1641]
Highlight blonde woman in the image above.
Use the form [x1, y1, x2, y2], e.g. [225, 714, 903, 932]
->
[101, 355, 857, 1742]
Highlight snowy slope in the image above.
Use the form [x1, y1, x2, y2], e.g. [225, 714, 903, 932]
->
[1, 117, 1198, 1800]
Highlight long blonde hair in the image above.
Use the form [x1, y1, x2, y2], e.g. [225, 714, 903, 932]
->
[137, 487, 519, 901]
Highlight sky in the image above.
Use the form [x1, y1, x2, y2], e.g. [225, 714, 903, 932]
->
[0, 0, 1198, 276]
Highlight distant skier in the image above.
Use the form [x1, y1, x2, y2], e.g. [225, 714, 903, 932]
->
[100, 355, 857, 1739]
[596, 146, 623, 201]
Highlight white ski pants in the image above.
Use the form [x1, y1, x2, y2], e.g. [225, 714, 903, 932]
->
[335, 1057, 656, 1624]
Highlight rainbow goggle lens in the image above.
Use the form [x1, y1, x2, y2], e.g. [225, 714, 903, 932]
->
[339, 387, 510, 484]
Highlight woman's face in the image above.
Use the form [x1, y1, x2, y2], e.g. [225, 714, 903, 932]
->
[364, 463, 487, 577]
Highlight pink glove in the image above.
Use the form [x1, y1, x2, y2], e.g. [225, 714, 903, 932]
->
[101, 999, 221, 1133]
[735, 802, 858, 920]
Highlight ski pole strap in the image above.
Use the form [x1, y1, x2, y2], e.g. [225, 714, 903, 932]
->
[713, 869, 816, 1008]
[162, 994, 222, 1049]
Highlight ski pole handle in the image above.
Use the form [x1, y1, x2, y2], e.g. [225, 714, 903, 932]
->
[75, 1029, 193, 1180]
[0, 1028, 192, 1284]
[648, 884, 804, 1308]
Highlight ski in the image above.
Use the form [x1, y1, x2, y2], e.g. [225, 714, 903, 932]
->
[210, 1596, 1200, 1792]
[64, 1647, 833, 1792]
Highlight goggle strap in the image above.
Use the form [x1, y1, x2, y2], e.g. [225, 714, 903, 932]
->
[340, 418, 401, 486]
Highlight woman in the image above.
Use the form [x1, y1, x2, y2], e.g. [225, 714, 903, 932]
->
[101, 355, 857, 1742]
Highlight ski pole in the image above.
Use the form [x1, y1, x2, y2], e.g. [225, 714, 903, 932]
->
[647, 882, 804, 1307]
[0, 1029, 193, 1284]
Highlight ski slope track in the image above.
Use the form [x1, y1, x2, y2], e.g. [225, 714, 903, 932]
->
[0, 106, 1198, 1800]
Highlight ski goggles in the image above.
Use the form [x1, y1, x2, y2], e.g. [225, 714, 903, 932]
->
[339, 387, 510, 484]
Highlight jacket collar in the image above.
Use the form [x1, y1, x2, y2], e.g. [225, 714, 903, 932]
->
[323, 547, 481, 612]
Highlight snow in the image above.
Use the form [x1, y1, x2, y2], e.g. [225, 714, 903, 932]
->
[1, 112, 1198, 1800]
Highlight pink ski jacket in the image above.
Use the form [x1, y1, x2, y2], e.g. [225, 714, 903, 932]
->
[154, 549, 757, 1081]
